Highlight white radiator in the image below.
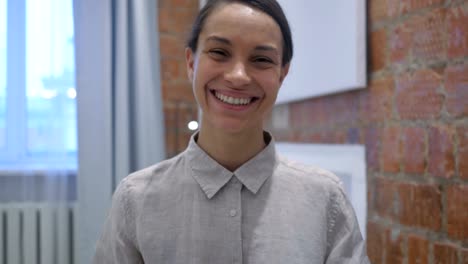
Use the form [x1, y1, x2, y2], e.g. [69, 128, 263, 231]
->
[0, 203, 76, 264]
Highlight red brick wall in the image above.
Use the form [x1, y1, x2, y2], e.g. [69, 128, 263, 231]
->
[158, 0, 199, 157]
[158, 0, 468, 262]
[267, 1, 468, 263]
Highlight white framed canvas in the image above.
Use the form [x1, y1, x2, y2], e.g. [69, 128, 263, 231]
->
[276, 0, 367, 103]
[275, 142, 367, 237]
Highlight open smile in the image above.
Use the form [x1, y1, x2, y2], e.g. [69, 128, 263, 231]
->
[210, 89, 260, 106]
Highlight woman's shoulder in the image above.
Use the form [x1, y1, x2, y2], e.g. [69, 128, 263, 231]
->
[115, 152, 188, 199]
[275, 154, 345, 196]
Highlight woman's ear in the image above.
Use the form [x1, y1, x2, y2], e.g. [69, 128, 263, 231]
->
[185, 47, 195, 82]
[279, 63, 290, 84]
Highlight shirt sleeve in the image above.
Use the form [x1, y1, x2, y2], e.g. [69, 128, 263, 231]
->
[93, 178, 144, 264]
[325, 186, 370, 264]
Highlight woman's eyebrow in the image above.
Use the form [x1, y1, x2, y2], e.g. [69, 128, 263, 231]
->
[206, 35, 231, 45]
[205, 35, 279, 55]
[254, 45, 279, 54]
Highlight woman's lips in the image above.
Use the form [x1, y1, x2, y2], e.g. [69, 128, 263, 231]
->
[210, 89, 259, 106]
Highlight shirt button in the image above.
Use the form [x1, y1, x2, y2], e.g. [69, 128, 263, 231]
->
[229, 209, 237, 217]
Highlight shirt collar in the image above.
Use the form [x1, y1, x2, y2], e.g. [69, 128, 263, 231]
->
[187, 131, 277, 199]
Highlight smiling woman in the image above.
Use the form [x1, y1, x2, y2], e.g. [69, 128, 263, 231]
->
[185, 2, 290, 171]
[93, 1, 370, 263]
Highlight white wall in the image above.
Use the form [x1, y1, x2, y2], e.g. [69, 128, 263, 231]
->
[276, 0, 367, 103]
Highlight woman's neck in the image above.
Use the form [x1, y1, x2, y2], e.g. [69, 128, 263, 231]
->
[196, 126, 266, 172]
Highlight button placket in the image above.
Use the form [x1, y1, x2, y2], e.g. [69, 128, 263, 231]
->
[227, 175, 243, 263]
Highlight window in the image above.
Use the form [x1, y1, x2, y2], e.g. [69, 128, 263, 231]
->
[0, 0, 6, 149]
[0, 0, 77, 170]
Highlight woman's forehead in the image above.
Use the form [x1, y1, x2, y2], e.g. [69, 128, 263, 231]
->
[199, 3, 283, 47]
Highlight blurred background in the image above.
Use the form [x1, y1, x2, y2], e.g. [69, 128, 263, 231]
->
[0, 0, 467, 263]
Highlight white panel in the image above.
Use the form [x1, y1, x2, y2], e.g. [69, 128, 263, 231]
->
[40, 206, 54, 264]
[57, 205, 71, 264]
[6, 207, 20, 264]
[74, 0, 114, 262]
[275, 0, 367, 103]
[22, 206, 38, 264]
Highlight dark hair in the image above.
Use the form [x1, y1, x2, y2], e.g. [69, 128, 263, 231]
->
[187, 0, 293, 66]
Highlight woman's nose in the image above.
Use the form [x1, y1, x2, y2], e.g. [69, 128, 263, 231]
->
[224, 61, 251, 87]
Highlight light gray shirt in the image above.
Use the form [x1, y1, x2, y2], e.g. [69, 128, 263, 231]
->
[93, 132, 370, 264]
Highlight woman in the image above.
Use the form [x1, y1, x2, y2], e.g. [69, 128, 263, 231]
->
[94, 0, 370, 263]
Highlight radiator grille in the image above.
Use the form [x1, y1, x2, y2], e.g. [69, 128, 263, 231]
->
[0, 203, 75, 264]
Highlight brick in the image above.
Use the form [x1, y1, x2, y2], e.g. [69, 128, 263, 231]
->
[296, 131, 322, 143]
[382, 126, 402, 173]
[159, 0, 199, 9]
[364, 127, 382, 170]
[337, 91, 361, 125]
[411, 9, 446, 61]
[447, 184, 468, 240]
[360, 77, 394, 122]
[399, 183, 442, 230]
[179, 61, 189, 81]
[302, 99, 328, 129]
[366, 221, 386, 264]
[320, 129, 347, 144]
[162, 82, 196, 102]
[289, 102, 304, 129]
[445, 64, 468, 118]
[401, 0, 445, 15]
[172, 0, 199, 10]
[370, 28, 387, 71]
[158, 8, 171, 33]
[387, 1, 401, 18]
[457, 126, 468, 180]
[390, 20, 412, 64]
[385, 229, 404, 264]
[374, 177, 398, 219]
[165, 129, 177, 158]
[321, 92, 360, 127]
[407, 235, 429, 264]
[368, 0, 401, 23]
[164, 105, 177, 130]
[433, 242, 459, 264]
[317, 97, 337, 128]
[289, 101, 307, 129]
[462, 249, 468, 264]
[161, 58, 182, 81]
[396, 69, 443, 120]
[402, 127, 427, 174]
[447, 3, 468, 59]
[171, 8, 197, 35]
[428, 126, 455, 178]
[346, 127, 361, 144]
[159, 34, 186, 59]
[369, 0, 389, 24]
[158, 0, 171, 9]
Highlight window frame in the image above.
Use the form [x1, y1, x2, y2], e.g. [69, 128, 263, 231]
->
[0, 0, 77, 171]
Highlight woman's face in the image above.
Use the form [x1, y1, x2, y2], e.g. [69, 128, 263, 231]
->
[186, 2, 289, 135]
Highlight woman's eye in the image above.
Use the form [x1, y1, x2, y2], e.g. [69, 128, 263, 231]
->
[253, 57, 275, 66]
[208, 49, 228, 59]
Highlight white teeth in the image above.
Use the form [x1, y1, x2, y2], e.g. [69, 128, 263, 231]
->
[214, 91, 252, 105]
